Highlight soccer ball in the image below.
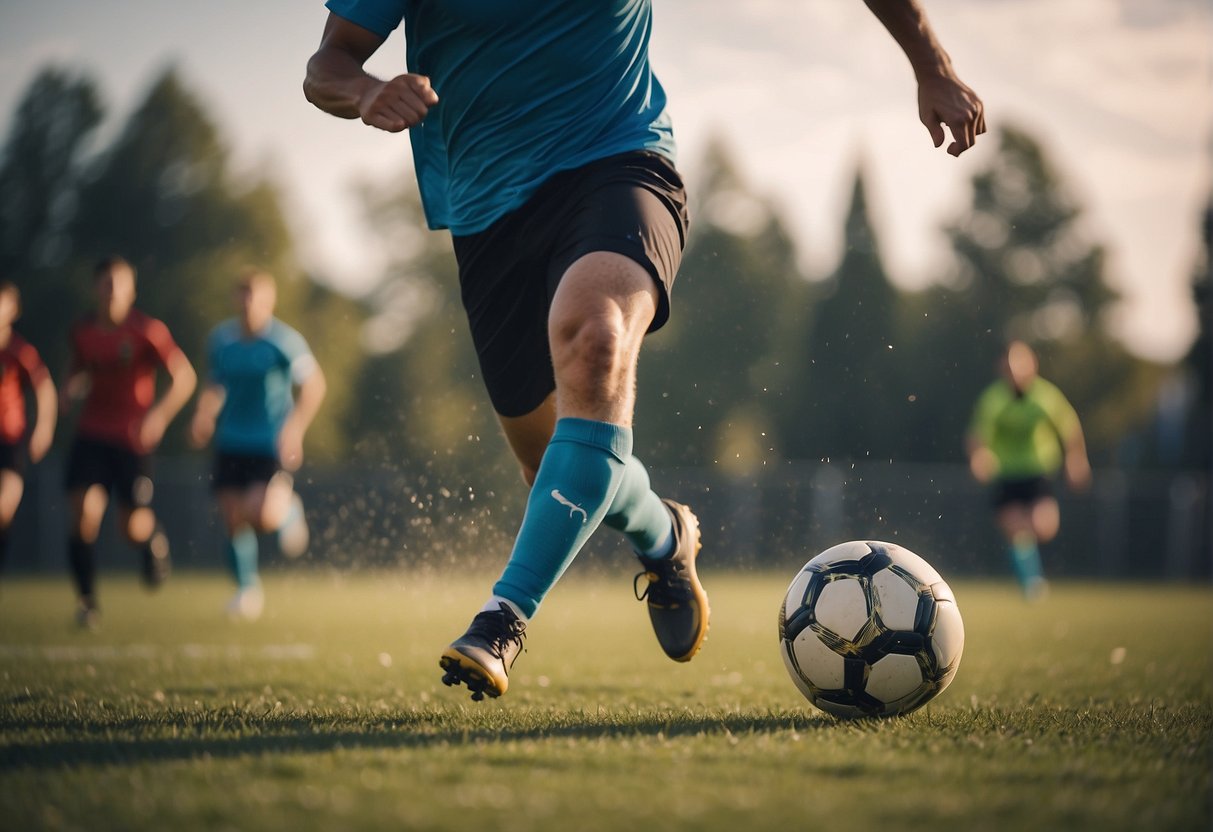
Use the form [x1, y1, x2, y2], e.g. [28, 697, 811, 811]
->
[778, 540, 964, 718]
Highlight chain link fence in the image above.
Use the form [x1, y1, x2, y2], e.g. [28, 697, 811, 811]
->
[6, 454, 1210, 581]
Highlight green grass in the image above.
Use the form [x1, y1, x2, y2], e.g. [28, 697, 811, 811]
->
[1, 570, 1210, 831]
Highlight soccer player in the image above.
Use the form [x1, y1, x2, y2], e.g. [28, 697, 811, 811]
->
[0, 281, 57, 574]
[967, 340, 1091, 600]
[189, 269, 327, 621]
[303, 0, 985, 700]
[62, 256, 197, 628]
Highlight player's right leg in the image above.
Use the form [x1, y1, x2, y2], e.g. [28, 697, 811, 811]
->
[996, 500, 1046, 600]
[65, 438, 114, 628]
[68, 484, 107, 629]
[259, 470, 308, 559]
[441, 154, 703, 697]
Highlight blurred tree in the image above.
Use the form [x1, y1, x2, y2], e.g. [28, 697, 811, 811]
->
[1180, 197, 1210, 470]
[777, 165, 906, 462]
[0, 65, 364, 458]
[70, 68, 295, 359]
[635, 137, 805, 471]
[345, 171, 518, 490]
[70, 67, 366, 457]
[897, 125, 1163, 463]
[0, 68, 104, 372]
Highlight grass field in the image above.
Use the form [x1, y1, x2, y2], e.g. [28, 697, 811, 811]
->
[1, 569, 1210, 832]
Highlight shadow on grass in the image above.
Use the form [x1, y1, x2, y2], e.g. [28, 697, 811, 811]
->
[0, 709, 841, 770]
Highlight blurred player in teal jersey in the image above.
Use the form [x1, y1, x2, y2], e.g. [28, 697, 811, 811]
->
[967, 341, 1091, 600]
[190, 270, 327, 620]
[304, 0, 985, 699]
[0, 281, 57, 576]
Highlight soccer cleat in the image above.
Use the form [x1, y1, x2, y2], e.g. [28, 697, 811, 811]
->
[141, 526, 172, 589]
[278, 493, 309, 559]
[439, 603, 527, 701]
[226, 585, 265, 622]
[634, 499, 710, 662]
[75, 597, 100, 631]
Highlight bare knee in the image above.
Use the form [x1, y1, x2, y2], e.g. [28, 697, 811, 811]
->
[121, 506, 156, 545]
[551, 311, 628, 403]
[72, 485, 109, 543]
[1032, 498, 1061, 543]
[0, 471, 24, 528]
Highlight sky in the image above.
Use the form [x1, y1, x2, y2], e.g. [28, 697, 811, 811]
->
[0, 0, 1209, 363]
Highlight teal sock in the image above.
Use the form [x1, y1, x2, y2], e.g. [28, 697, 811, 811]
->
[1008, 537, 1043, 594]
[602, 455, 674, 557]
[493, 418, 632, 619]
[225, 527, 260, 590]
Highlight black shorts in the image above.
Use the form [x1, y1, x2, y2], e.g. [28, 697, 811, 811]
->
[65, 437, 154, 508]
[452, 150, 690, 417]
[0, 441, 26, 476]
[992, 476, 1053, 509]
[211, 452, 281, 492]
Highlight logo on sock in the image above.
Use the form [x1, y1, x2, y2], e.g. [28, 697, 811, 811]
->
[550, 489, 588, 523]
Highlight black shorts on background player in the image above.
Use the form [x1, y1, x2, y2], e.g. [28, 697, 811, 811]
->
[992, 476, 1052, 509]
[211, 452, 281, 492]
[0, 441, 27, 476]
[65, 437, 154, 508]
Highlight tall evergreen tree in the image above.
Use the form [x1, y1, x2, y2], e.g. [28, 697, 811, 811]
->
[779, 165, 904, 462]
[345, 172, 516, 489]
[635, 137, 805, 470]
[0, 65, 365, 457]
[1181, 197, 1211, 469]
[899, 125, 1162, 462]
[0, 68, 103, 372]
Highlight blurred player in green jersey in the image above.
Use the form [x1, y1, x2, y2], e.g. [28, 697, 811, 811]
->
[967, 341, 1091, 599]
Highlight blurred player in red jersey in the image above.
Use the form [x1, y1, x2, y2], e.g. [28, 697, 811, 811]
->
[60, 257, 197, 628]
[0, 281, 57, 574]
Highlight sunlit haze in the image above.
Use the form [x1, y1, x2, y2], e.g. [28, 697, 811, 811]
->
[1, 0, 1208, 361]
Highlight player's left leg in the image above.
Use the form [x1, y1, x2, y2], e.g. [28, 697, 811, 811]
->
[0, 467, 25, 573]
[1029, 495, 1061, 544]
[259, 471, 308, 559]
[217, 486, 264, 621]
[115, 450, 170, 589]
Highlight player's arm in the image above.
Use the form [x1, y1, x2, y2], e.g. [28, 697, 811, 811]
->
[141, 350, 197, 453]
[188, 384, 226, 450]
[29, 372, 57, 464]
[59, 328, 90, 414]
[1062, 425, 1091, 492]
[965, 390, 998, 483]
[303, 12, 438, 132]
[1046, 387, 1091, 491]
[278, 366, 327, 472]
[965, 433, 997, 484]
[19, 344, 58, 464]
[861, 0, 985, 157]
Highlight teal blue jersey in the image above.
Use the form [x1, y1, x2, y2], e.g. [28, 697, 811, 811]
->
[206, 319, 317, 456]
[324, 0, 677, 235]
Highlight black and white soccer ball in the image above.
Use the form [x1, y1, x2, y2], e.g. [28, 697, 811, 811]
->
[778, 540, 964, 718]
